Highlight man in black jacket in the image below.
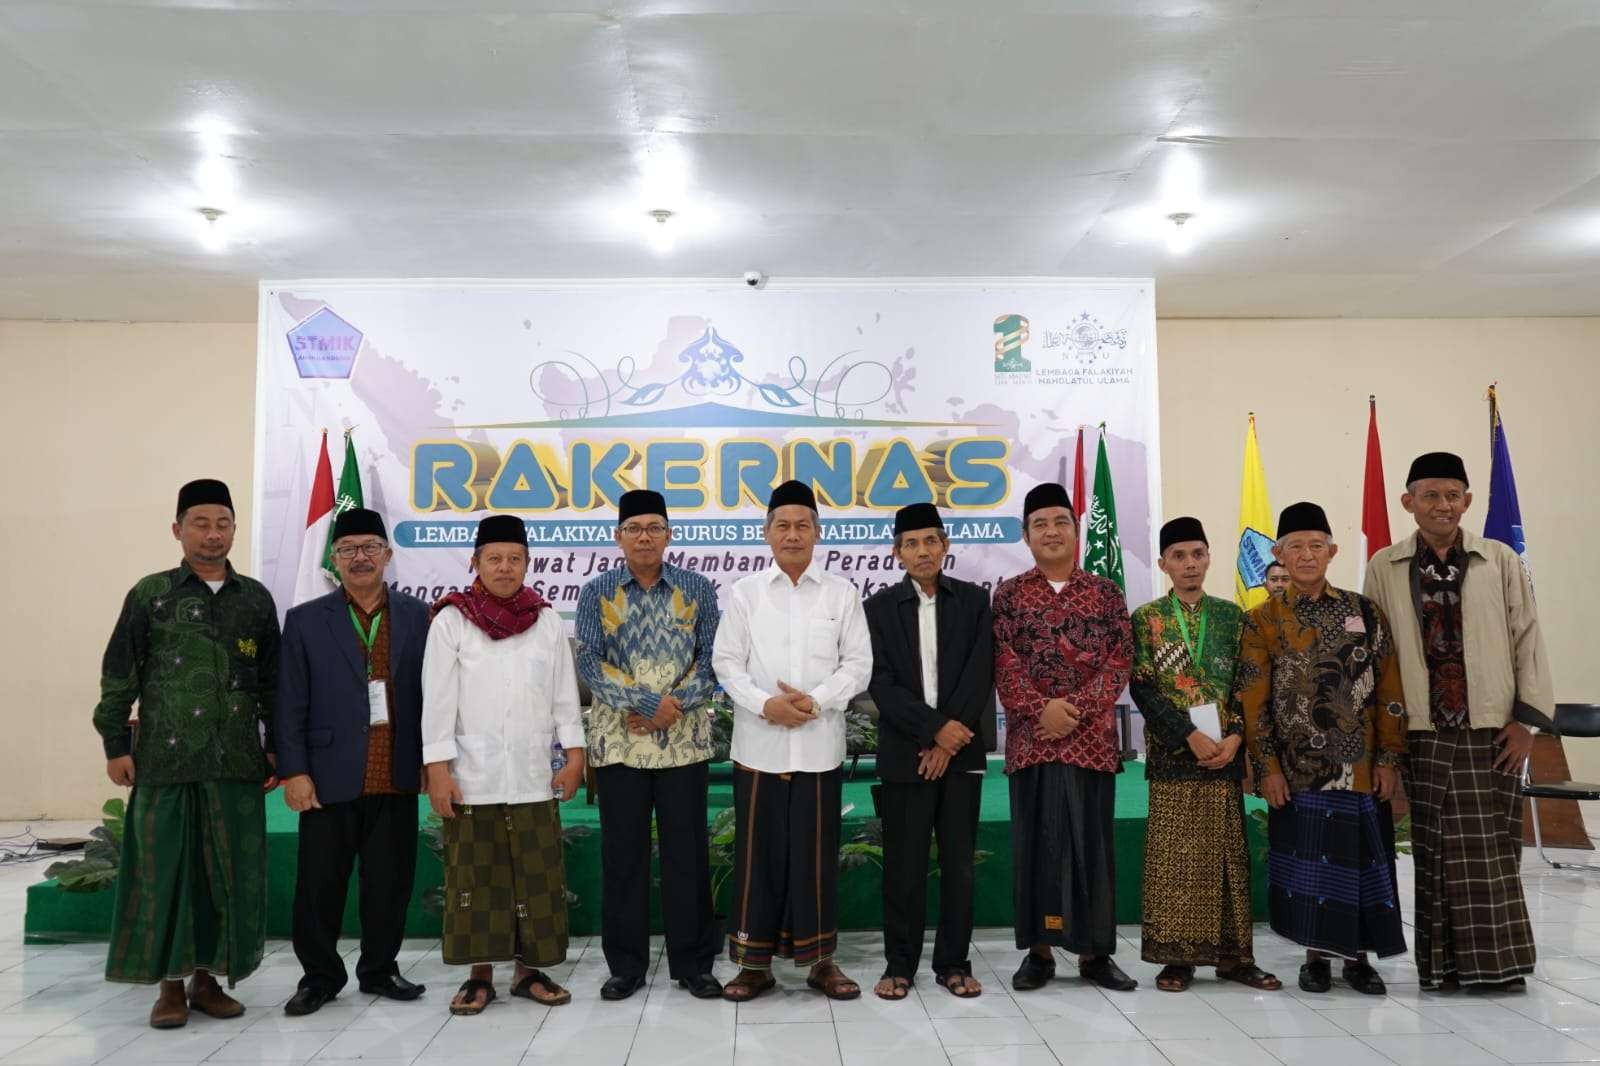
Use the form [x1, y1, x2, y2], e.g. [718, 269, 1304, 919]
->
[863, 503, 995, 1001]
[275, 508, 431, 1015]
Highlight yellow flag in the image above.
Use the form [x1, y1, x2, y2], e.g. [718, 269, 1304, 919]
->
[1235, 415, 1275, 609]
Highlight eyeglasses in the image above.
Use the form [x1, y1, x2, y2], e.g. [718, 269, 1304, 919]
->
[619, 523, 668, 538]
[333, 542, 388, 559]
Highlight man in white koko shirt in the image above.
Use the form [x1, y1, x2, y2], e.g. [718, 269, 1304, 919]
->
[712, 479, 873, 1004]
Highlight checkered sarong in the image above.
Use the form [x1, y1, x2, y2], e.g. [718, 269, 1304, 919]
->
[1408, 727, 1535, 987]
[1267, 789, 1407, 959]
[441, 801, 568, 967]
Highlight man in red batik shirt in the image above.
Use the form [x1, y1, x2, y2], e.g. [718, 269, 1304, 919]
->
[994, 482, 1136, 993]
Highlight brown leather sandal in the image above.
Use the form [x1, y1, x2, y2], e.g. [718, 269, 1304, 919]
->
[1216, 963, 1282, 991]
[874, 976, 911, 1001]
[1156, 965, 1195, 992]
[940, 972, 982, 998]
[807, 962, 860, 1001]
[721, 969, 776, 1002]
[511, 969, 571, 1006]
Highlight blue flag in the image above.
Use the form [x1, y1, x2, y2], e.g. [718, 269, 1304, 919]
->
[1484, 386, 1531, 581]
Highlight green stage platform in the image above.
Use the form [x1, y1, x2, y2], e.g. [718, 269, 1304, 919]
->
[24, 760, 1268, 945]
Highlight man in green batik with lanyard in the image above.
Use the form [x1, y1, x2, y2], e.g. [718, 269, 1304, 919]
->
[1130, 518, 1280, 994]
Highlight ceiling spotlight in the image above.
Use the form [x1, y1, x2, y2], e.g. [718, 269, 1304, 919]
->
[1166, 211, 1195, 255]
[196, 206, 229, 252]
[647, 208, 676, 254]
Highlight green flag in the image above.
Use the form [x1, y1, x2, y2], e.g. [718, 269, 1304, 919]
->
[323, 430, 364, 579]
[1081, 428, 1124, 591]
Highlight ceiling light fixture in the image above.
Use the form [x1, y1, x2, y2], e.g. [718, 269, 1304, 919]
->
[1166, 211, 1195, 255]
[647, 208, 676, 254]
[196, 206, 229, 252]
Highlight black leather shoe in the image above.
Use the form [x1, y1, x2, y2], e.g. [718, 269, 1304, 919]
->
[678, 974, 724, 999]
[1011, 952, 1056, 992]
[1342, 960, 1386, 996]
[284, 987, 335, 1016]
[1298, 960, 1332, 993]
[601, 974, 647, 1001]
[1079, 956, 1138, 992]
[359, 975, 425, 1001]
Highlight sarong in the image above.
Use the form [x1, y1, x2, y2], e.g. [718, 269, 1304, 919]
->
[1267, 789, 1407, 959]
[1141, 779, 1253, 966]
[1408, 727, 1535, 987]
[106, 780, 267, 987]
[441, 801, 568, 967]
[1009, 763, 1117, 955]
[727, 765, 842, 971]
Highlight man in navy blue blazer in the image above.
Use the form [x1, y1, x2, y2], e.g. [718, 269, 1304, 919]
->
[275, 508, 431, 1016]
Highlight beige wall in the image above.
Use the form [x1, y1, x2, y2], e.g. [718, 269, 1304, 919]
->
[0, 322, 257, 820]
[1, 316, 1595, 818]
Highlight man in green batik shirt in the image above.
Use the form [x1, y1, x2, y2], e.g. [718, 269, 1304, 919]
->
[93, 479, 282, 1030]
[1131, 518, 1279, 994]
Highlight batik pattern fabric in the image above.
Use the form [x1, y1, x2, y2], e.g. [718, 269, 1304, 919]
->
[1235, 584, 1407, 795]
[1408, 727, 1535, 987]
[105, 780, 267, 987]
[993, 567, 1133, 774]
[93, 561, 280, 784]
[1131, 594, 1245, 781]
[576, 563, 720, 770]
[440, 800, 569, 967]
[1141, 779, 1253, 966]
[1417, 539, 1471, 729]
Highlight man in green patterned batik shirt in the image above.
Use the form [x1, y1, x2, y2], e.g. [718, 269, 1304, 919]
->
[93, 479, 282, 1029]
[1131, 517, 1279, 994]
[576, 489, 723, 1002]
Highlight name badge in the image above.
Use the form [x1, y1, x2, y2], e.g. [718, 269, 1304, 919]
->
[367, 680, 389, 725]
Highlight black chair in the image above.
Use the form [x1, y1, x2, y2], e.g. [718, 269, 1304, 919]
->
[1523, 703, 1600, 871]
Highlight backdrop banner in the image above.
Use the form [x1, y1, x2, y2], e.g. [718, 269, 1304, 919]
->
[254, 279, 1161, 619]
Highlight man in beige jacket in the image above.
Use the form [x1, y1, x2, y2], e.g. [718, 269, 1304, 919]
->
[1364, 451, 1552, 994]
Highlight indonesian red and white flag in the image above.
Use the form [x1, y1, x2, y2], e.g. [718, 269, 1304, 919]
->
[1358, 396, 1392, 588]
[292, 431, 337, 606]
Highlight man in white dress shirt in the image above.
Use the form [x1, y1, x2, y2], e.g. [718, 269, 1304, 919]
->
[421, 515, 586, 1016]
[711, 480, 873, 1003]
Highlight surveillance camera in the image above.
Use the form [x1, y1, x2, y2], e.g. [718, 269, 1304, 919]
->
[743, 271, 767, 289]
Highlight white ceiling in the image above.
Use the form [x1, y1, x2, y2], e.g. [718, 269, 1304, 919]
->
[2, 0, 1599, 321]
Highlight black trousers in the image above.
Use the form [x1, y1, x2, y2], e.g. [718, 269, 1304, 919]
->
[292, 793, 419, 994]
[596, 761, 715, 981]
[878, 771, 982, 980]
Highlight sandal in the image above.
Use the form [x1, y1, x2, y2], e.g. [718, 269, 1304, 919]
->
[1156, 965, 1194, 993]
[449, 978, 496, 1016]
[722, 969, 776, 1002]
[511, 969, 571, 1006]
[940, 972, 982, 998]
[806, 962, 861, 1001]
[1216, 963, 1281, 991]
[874, 976, 911, 1001]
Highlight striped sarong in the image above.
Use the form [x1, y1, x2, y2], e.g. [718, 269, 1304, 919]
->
[1267, 789, 1406, 959]
[1408, 727, 1535, 988]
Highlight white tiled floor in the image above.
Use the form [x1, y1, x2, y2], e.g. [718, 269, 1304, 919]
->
[9, 818, 1600, 1065]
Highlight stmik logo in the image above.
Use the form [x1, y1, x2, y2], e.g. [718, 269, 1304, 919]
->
[286, 307, 363, 379]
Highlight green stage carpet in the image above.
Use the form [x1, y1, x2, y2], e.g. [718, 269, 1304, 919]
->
[24, 760, 1268, 945]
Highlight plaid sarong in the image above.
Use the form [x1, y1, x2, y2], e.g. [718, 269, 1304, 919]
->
[106, 781, 267, 987]
[1267, 789, 1407, 959]
[1408, 727, 1535, 987]
[441, 801, 568, 967]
